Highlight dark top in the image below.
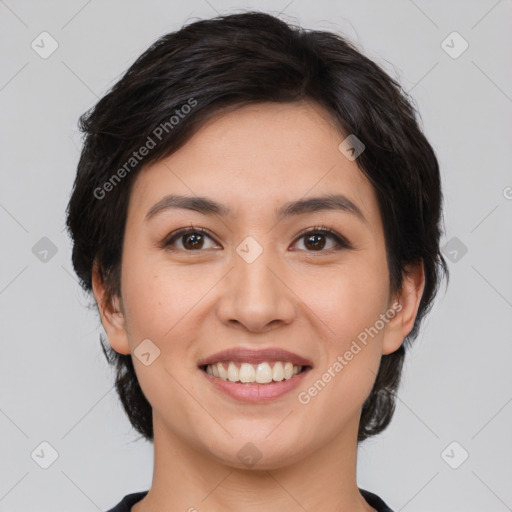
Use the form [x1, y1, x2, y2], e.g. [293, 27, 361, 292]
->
[105, 488, 394, 511]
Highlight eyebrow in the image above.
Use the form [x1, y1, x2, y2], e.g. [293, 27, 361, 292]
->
[145, 193, 367, 224]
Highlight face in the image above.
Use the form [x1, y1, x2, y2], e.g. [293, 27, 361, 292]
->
[95, 101, 422, 469]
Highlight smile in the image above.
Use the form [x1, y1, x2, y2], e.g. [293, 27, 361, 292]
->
[199, 360, 314, 403]
[203, 361, 305, 384]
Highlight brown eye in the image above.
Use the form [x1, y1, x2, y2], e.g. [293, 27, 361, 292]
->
[162, 225, 351, 253]
[292, 227, 351, 252]
[181, 232, 206, 250]
[304, 233, 327, 251]
[164, 228, 218, 251]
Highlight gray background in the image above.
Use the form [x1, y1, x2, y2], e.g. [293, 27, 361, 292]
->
[1, 0, 511, 511]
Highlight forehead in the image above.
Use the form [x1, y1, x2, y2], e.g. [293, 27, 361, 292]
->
[128, 101, 379, 227]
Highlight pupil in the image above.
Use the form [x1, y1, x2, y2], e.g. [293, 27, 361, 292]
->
[306, 234, 325, 250]
[184, 233, 203, 249]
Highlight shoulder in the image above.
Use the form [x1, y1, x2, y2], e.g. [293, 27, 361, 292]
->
[104, 491, 149, 512]
[359, 488, 394, 512]
[104, 489, 392, 512]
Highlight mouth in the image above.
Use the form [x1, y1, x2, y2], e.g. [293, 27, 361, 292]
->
[200, 361, 311, 384]
[197, 347, 313, 402]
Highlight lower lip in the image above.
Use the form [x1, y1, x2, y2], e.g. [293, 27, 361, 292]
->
[201, 367, 311, 402]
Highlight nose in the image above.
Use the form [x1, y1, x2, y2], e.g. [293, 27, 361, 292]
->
[216, 243, 296, 333]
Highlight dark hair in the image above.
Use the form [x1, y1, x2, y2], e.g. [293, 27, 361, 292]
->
[65, 11, 448, 443]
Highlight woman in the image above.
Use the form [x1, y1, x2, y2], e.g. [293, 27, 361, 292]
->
[66, 11, 447, 512]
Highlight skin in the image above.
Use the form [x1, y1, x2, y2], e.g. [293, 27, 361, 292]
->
[92, 100, 425, 512]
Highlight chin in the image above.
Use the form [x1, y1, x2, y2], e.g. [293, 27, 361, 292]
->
[205, 435, 308, 472]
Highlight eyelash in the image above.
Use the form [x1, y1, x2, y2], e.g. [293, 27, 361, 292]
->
[161, 224, 352, 253]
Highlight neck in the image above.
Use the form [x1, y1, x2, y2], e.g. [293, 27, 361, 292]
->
[132, 413, 375, 512]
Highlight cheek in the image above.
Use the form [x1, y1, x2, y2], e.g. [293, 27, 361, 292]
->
[119, 260, 204, 426]
[295, 276, 387, 439]
[305, 260, 390, 344]
[296, 260, 389, 407]
[121, 254, 199, 342]
[122, 273, 164, 339]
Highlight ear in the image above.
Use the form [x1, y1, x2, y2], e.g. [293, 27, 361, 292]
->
[382, 261, 426, 355]
[91, 262, 131, 355]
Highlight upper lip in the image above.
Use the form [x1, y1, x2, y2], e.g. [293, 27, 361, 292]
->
[198, 347, 313, 367]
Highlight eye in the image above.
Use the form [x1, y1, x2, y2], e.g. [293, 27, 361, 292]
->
[161, 224, 351, 253]
[291, 225, 351, 253]
[162, 226, 219, 251]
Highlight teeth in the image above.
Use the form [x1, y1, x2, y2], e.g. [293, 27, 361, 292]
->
[239, 362, 256, 383]
[205, 361, 303, 384]
[255, 362, 273, 384]
[217, 362, 228, 380]
[227, 362, 239, 382]
[284, 362, 293, 380]
[272, 361, 284, 381]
